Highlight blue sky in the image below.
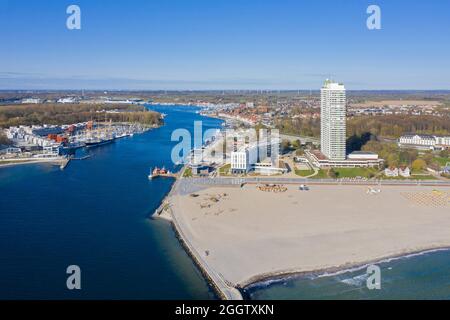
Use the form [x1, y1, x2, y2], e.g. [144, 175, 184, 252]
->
[1, 0, 450, 90]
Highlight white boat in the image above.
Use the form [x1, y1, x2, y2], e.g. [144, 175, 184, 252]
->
[148, 169, 153, 180]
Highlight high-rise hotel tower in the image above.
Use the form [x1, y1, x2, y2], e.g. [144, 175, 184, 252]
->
[320, 79, 346, 161]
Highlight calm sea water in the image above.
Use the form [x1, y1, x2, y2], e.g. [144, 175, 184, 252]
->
[0, 105, 220, 299]
[247, 249, 450, 300]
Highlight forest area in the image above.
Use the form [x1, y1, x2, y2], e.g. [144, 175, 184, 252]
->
[276, 114, 450, 139]
[0, 103, 162, 128]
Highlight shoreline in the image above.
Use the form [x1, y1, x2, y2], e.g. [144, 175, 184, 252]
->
[0, 158, 66, 168]
[148, 177, 222, 299]
[148, 110, 241, 299]
[0, 122, 162, 170]
[241, 246, 450, 297]
[152, 177, 243, 300]
[148, 107, 450, 300]
[156, 181, 450, 300]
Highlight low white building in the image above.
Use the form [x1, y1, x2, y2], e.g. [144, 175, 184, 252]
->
[347, 151, 380, 161]
[21, 98, 41, 104]
[0, 146, 21, 155]
[384, 166, 411, 178]
[57, 97, 76, 104]
[399, 166, 411, 177]
[384, 167, 399, 177]
[253, 161, 288, 175]
[399, 134, 450, 150]
[436, 136, 450, 148]
[306, 150, 384, 168]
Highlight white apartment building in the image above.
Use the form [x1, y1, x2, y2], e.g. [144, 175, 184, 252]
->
[320, 80, 346, 161]
[230, 137, 280, 174]
[436, 136, 450, 147]
[398, 134, 450, 150]
[230, 145, 258, 174]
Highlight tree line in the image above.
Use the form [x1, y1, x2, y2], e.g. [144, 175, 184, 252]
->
[0, 103, 162, 128]
[276, 114, 450, 139]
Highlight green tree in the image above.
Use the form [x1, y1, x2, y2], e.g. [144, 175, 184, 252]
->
[291, 139, 301, 149]
[411, 159, 427, 171]
[386, 153, 400, 168]
[0, 132, 11, 145]
[280, 139, 291, 153]
[399, 149, 418, 166]
[421, 152, 434, 165]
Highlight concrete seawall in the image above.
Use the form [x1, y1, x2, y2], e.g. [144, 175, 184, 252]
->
[153, 177, 243, 300]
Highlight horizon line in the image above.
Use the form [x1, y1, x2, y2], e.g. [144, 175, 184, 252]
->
[2, 89, 450, 93]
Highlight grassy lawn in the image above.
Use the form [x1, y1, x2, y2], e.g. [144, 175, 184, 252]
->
[435, 157, 450, 167]
[219, 164, 231, 175]
[410, 174, 437, 180]
[182, 167, 192, 178]
[310, 169, 329, 179]
[383, 175, 437, 180]
[334, 167, 379, 178]
[411, 169, 428, 175]
[307, 167, 436, 180]
[294, 169, 315, 177]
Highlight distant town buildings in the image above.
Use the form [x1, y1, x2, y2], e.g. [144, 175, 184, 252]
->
[320, 80, 346, 161]
[21, 98, 41, 104]
[6, 126, 62, 149]
[57, 97, 77, 104]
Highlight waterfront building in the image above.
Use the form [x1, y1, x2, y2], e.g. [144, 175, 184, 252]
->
[0, 146, 22, 155]
[230, 144, 258, 174]
[230, 136, 281, 175]
[320, 79, 346, 161]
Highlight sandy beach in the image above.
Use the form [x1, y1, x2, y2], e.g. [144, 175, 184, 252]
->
[168, 183, 450, 291]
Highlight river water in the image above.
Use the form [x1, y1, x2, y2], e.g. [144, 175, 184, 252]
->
[0, 105, 220, 299]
